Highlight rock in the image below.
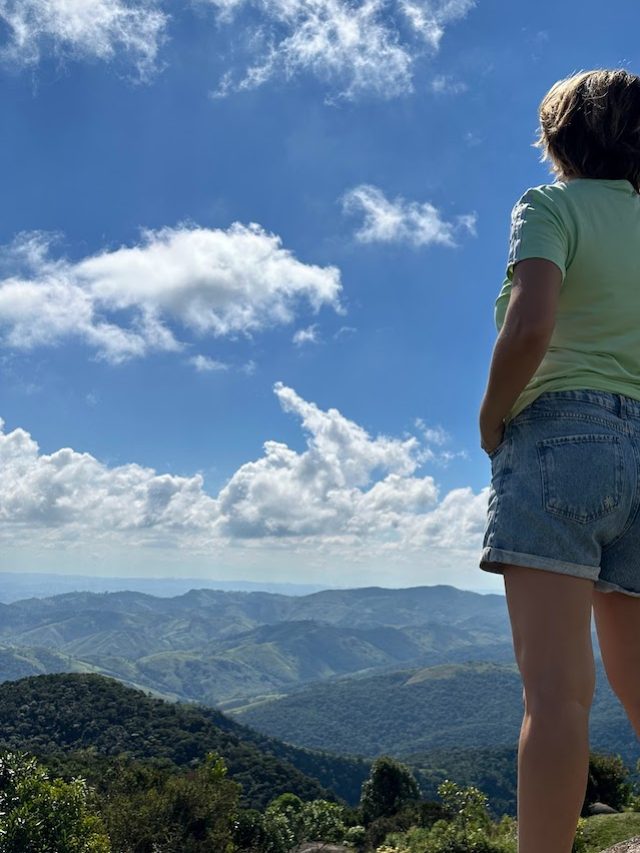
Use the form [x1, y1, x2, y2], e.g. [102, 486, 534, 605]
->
[599, 836, 640, 852]
[293, 845, 351, 852]
[588, 801, 619, 815]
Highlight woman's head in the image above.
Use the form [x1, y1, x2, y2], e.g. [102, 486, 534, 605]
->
[534, 68, 640, 192]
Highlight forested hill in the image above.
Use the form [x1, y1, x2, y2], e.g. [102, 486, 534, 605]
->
[0, 672, 371, 808]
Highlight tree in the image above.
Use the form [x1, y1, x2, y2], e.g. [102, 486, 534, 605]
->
[300, 799, 346, 847]
[359, 756, 421, 824]
[261, 807, 296, 853]
[266, 793, 306, 847]
[417, 780, 511, 853]
[102, 750, 241, 852]
[233, 808, 266, 852]
[0, 750, 110, 852]
[583, 752, 633, 814]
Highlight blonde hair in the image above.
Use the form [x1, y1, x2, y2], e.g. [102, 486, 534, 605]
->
[533, 68, 640, 192]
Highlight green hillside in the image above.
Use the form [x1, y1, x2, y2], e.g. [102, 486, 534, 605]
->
[228, 658, 638, 768]
[0, 585, 530, 705]
[0, 672, 371, 808]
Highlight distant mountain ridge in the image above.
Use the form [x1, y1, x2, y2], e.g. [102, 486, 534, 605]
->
[0, 571, 332, 602]
[0, 584, 604, 707]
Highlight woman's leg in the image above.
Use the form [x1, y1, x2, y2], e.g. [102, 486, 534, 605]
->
[503, 563, 595, 853]
[592, 588, 640, 737]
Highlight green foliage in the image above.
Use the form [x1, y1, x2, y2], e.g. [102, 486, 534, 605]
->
[408, 745, 518, 820]
[232, 807, 266, 851]
[232, 663, 523, 759]
[380, 781, 515, 853]
[258, 794, 347, 852]
[571, 817, 589, 853]
[584, 752, 633, 814]
[361, 797, 448, 849]
[360, 757, 421, 824]
[343, 823, 366, 846]
[363, 807, 422, 851]
[265, 794, 306, 848]
[0, 750, 110, 853]
[300, 799, 346, 844]
[578, 811, 640, 852]
[261, 808, 296, 853]
[0, 673, 354, 811]
[99, 750, 241, 852]
[424, 780, 510, 853]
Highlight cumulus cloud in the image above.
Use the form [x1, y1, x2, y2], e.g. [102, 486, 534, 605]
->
[0, 226, 343, 363]
[0, 383, 489, 560]
[202, 0, 477, 102]
[341, 183, 477, 247]
[0, 416, 219, 549]
[0, 0, 170, 82]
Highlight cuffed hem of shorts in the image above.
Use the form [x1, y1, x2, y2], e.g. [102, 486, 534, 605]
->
[593, 578, 640, 597]
[479, 546, 599, 582]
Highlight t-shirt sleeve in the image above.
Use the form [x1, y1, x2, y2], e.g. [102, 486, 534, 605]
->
[506, 187, 570, 285]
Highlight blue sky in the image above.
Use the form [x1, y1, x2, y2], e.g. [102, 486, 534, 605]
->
[0, 0, 635, 592]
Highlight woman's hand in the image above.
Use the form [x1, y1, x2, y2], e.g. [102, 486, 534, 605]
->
[480, 419, 505, 456]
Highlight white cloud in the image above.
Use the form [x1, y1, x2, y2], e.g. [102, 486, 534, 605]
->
[429, 73, 468, 94]
[398, 0, 475, 46]
[334, 325, 357, 338]
[202, 0, 477, 102]
[0, 416, 219, 548]
[341, 183, 477, 247]
[189, 354, 229, 372]
[414, 417, 449, 445]
[0, 0, 170, 82]
[292, 324, 320, 346]
[0, 384, 489, 564]
[241, 359, 257, 375]
[0, 225, 343, 363]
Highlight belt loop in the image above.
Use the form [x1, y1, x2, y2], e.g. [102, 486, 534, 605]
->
[618, 393, 628, 419]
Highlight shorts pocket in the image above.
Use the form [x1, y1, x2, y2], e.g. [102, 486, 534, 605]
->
[537, 433, 623, 523]
[487, 423, 511, 461]
[487, 437, 508, 460]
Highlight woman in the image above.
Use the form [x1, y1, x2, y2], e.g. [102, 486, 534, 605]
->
[478, 68, 640, 853]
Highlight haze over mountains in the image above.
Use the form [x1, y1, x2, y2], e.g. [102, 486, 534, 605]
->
[0, 571, 331, 603]
[0, 581, 606, 709]
[0, 584, 515, 704]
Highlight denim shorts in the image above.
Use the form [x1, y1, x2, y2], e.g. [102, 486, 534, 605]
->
[480, 388, 640, 596]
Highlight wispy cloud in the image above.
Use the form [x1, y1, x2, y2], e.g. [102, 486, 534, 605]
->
[340, 183, 477, 247]
[0, 0, 170, 83]
[429, 73, 468, 94]
[334, 325, 357, 339]
[0, 225, 343, 363]
[188, 355, 229, 372]
[202, 0, 477, 102]
[292, 324, 320, 346]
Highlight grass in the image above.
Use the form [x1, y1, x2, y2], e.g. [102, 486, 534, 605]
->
[580, 810, 640, 852]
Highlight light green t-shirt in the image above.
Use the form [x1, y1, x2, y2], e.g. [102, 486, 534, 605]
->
[495, 177, 640, 423]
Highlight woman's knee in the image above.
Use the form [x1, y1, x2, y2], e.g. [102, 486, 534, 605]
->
[514, 638, 596, 713]
[521, 683, 595, 715]
[504, 564, 596, 710]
